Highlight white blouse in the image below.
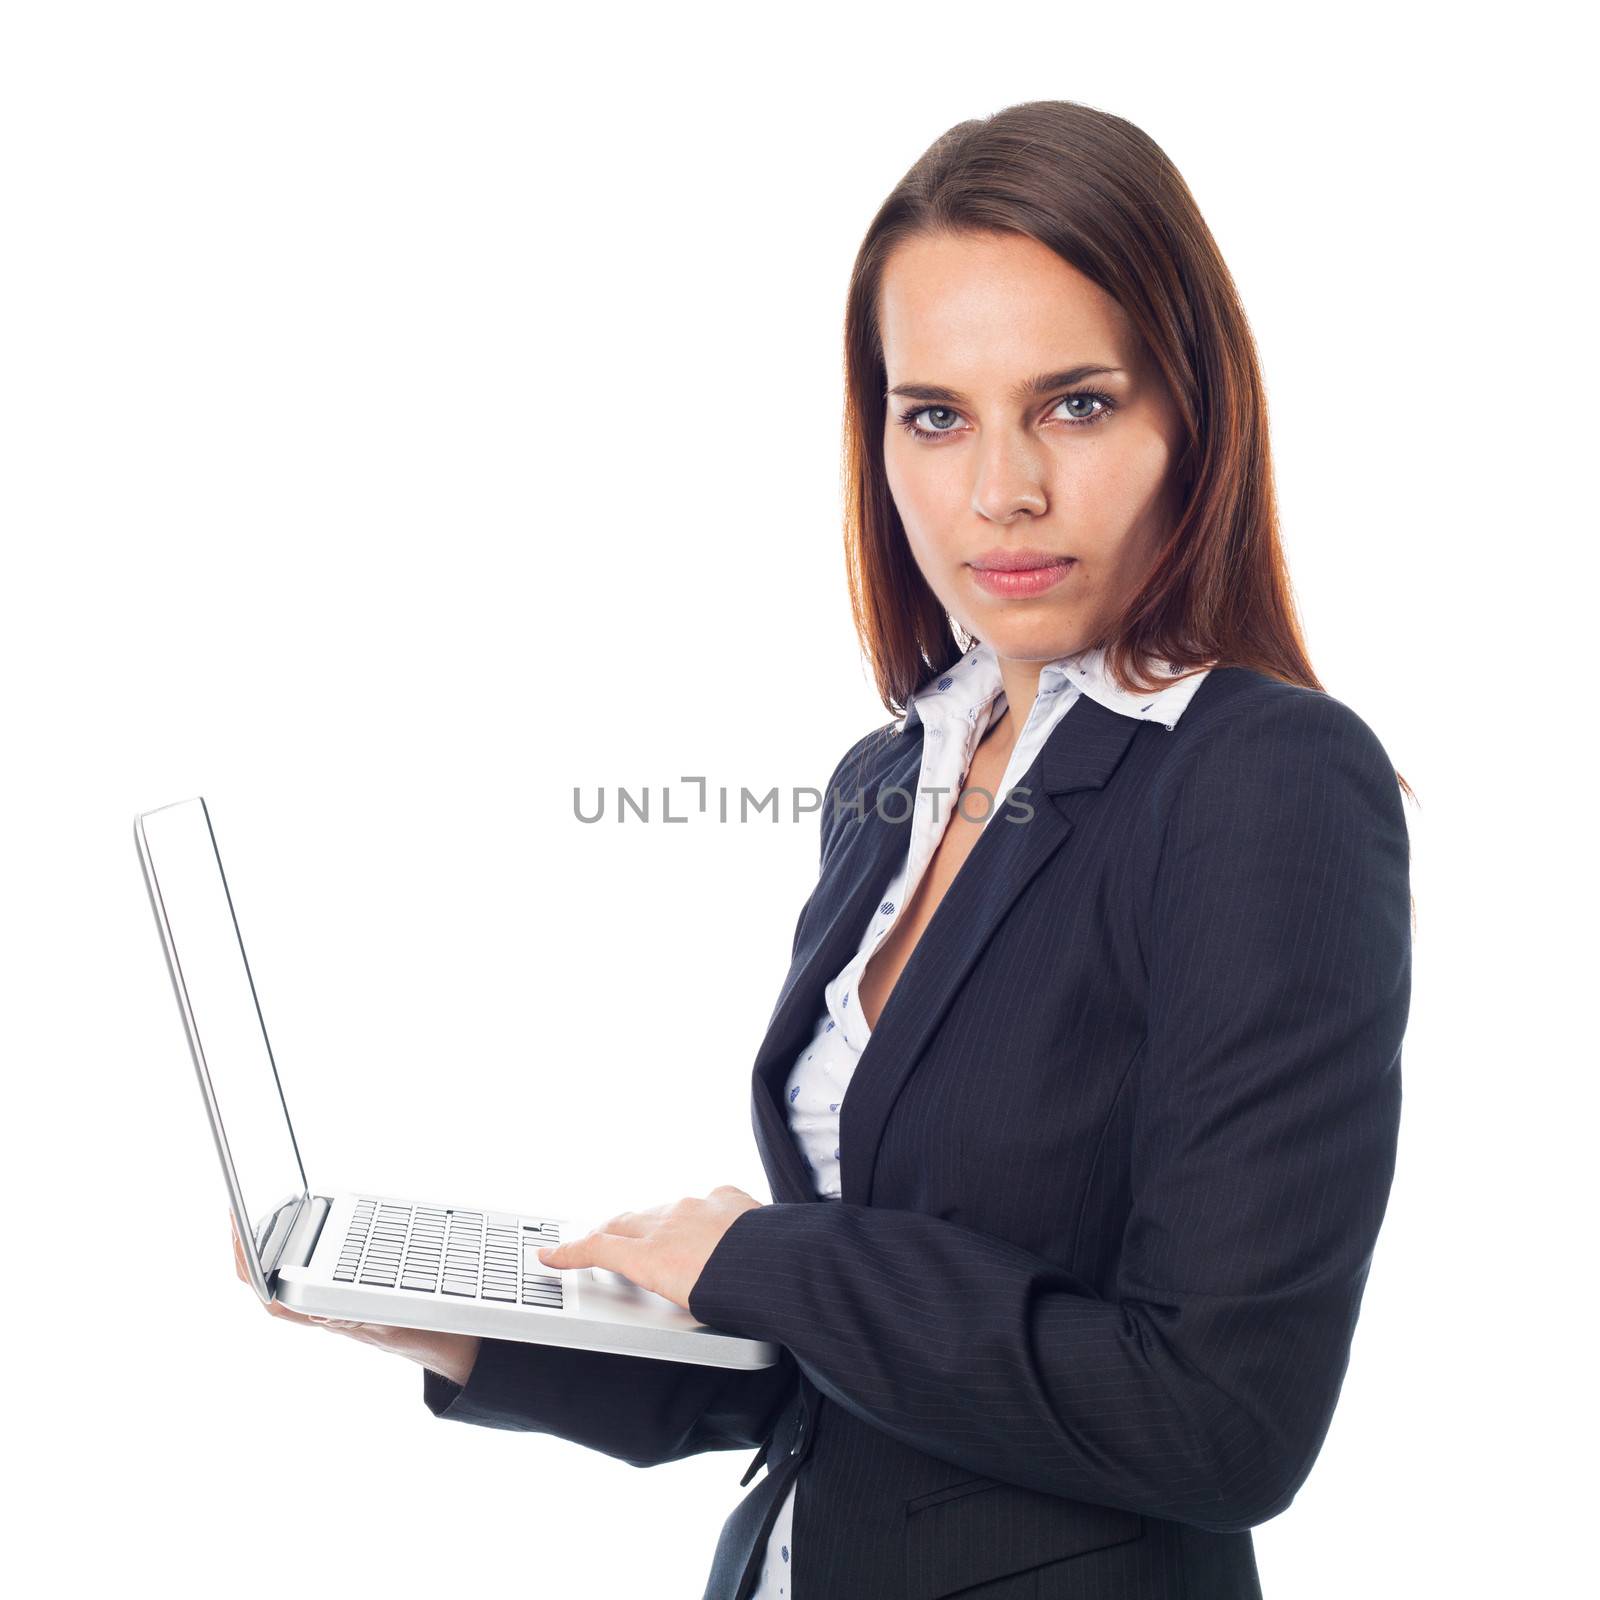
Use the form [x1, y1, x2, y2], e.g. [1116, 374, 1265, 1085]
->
[748, 638, 1212, 1599]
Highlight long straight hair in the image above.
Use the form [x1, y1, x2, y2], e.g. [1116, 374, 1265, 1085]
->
[839, 99, 1415, 806]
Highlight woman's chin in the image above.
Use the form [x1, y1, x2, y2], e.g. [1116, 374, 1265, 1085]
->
[974, 617, 1093, 664]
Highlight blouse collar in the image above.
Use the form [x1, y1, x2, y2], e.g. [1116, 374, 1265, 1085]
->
[898, 638, 1211, 736]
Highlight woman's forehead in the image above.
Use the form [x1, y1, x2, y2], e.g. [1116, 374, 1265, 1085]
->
[878, 234, 1134, 381]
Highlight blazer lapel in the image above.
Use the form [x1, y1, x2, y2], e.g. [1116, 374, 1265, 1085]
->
[750, 694, 1145, 1208]
[751, 733, 925, 1204]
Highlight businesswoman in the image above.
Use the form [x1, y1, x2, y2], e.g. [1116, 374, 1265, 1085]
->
[238, 100, 1413, 1599]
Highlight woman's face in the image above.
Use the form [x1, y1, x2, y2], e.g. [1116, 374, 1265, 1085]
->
[879, 229, 1188, 663]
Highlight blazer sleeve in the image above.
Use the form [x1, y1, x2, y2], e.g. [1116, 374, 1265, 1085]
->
[686, 690, 1411, 1532]
[421, 1338, 797, 1468]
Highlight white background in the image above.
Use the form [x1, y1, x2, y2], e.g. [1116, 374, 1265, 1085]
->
[3, 3, 1592, 1595]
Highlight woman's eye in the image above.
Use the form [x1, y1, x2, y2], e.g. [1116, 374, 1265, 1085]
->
[908, 405, 962, 435]
[895, 390, 1116, 444]
[1056, 392, 1109, 423]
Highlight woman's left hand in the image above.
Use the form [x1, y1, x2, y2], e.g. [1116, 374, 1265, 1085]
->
[535, 1185, 763, 1312]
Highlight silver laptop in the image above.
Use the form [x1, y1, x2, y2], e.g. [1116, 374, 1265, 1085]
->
[135, 795, 778, 1371]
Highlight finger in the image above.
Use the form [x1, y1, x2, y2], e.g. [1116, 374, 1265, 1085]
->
[265, 1299, 321, 1325]
[536, 1233, 586, 1267]
[549, 1232, 650, 1291]
[267, 1299, 355, 1330]
[538, 1230, 627, 1271]
[288, 1306, 349, 1328]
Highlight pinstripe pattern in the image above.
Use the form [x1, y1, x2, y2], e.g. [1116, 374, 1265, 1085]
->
[424, 665, 1410, 1600]
[753, 642, 1213, 1599]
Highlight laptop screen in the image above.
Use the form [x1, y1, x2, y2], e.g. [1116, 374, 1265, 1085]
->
[136, 798, 308, 1268]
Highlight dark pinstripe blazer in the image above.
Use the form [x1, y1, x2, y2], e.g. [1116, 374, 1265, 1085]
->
[424, 664, 1411, 1600]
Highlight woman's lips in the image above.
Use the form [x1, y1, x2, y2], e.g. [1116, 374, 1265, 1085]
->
[968, 558, 1077, 598]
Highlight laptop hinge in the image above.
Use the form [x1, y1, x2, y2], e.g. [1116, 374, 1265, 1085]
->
[278, 1194, 333, 1271]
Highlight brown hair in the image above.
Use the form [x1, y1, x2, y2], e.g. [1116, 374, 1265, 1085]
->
[839, 98, 1416, 808]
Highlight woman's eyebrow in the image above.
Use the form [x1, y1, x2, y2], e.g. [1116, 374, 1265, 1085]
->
[885, 365, 1126, 405]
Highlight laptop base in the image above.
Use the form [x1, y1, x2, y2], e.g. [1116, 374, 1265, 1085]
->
[272, 1190, 779, 1369]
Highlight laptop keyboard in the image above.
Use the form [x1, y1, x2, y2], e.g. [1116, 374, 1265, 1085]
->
[332, 1198, 566, 1309]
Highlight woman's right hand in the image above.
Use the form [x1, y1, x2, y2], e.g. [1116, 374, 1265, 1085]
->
[229, 1210, 482, 1387]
